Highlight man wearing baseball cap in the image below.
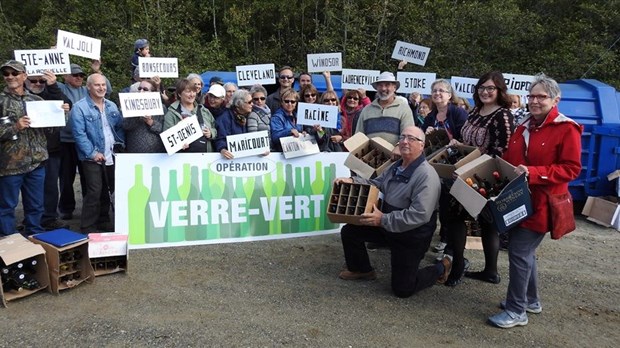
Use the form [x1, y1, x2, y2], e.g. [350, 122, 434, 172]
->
[355, 71, 413, 145]
[0, 60, 48, 236]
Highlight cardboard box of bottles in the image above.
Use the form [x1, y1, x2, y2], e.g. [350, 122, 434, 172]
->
[326, 182, 381, 224]
[581, 196, 620, 231]
[343, 132, 395, 179]
[428, 144, 481, 178]
[88, 233, 128, 276]
[450, 155, 533, 233]
[0, 234, 50, 307]
[29, 236, 94, 294]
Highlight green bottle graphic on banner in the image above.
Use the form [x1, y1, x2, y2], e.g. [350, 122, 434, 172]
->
[263, 171, 276, 235]
[127, 164, 149, 245]
[301, 166, 314, 232]
[292, 167, 304, 233]
[208, 172, 225, 239]
[280, 164, 295, 233]
[145, 166, 165, 243]
[322, 163, 339, 230]
[311, 161, 326, 231]
[185, 166, 205, 241]
[219, 176, 234, 238]
[248, 176, 269, 236]
[165, 169, 185, 242]
[178, 163, 191, 200]
[233, 177, 247, 238]
[201, 168, 218, 240]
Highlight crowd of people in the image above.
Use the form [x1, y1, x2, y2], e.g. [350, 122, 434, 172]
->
[0, 39, 581, 329]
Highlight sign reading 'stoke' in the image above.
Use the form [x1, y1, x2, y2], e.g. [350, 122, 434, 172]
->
[306, 53, 342, 73]
[56, 29, 101, 60]
[391, 40, 431, 66]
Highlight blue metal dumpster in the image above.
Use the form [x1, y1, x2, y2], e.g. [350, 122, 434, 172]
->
[559, 79, 620, 200]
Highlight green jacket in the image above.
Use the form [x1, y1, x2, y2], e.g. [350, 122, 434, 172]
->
[0, 88, 48, 176]
[164, 101, 217, 153]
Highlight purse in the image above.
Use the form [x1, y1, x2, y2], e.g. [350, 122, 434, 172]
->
[545, 190, 576, 240]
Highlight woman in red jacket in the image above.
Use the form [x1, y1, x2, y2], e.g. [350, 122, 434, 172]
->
[488, 74, 582, 328]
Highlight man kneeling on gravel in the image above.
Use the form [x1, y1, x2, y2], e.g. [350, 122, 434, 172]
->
[335, 126, 452, 297]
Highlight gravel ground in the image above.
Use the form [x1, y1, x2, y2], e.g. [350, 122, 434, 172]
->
[1, 196, 619, 347]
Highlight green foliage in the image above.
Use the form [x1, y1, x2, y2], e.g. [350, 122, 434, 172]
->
[0, 0, 618, 89]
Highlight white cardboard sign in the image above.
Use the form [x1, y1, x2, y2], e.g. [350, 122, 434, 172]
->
[281, 134, 320, 159]
[138, 57, 179, 78]
[226, 130, 270, 159]
[306, 53, 342, 73]
[391, 40, 431, 66]
[451, 76, 479, 99]
[341, 69, 381, 92]
[235, 63, 276, 86]
[118, 92, 165, 117]
[13, 49, 71, 76]
[25, 100, 66, 128]
[504, 73, 536, 96]
[56, 29, 101, 60]
[88, 233, 128, 257]
[296, 102, 339, 129]
[396, 72, 436, 94]
[160, 116, 202, 155]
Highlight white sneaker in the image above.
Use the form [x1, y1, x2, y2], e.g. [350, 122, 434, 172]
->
[433, 241, 447, 253]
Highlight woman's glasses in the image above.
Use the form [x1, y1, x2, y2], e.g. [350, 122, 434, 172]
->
[283, 99, 297, 104]
[253, 96, 266, 101]
[346, 96, 359, 101]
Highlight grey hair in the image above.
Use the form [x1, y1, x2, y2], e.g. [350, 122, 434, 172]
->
[249, 84, 267, 96]
[529, 73, 561, 99]
[231, 89, 251, 110]
[86, 73, 106, 85]
[431, 79, 452, 94]
[224, 82, 238, 91]
[186, 73, 203, 84]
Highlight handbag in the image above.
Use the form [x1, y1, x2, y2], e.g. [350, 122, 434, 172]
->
[545, 190, 576, 240]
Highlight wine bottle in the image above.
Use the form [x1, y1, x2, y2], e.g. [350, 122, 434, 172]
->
[165, 169, 184, 242]
[218, 176, 234, 238]
[231, 176, 245, 238]
[291, 167, 303, 233]
[127, 164, 149, 245]
[322, 163, 339, 230]
[201, 168, 219, 240]
[300, 166, 313, 232]
[145, 166, 165, 243]
[280, 164, 295, 234]
[185, 166, 205, 241]
[248, 176, 269, 236]
[311, 161, 325, 231]
[178, 163, 191, 200]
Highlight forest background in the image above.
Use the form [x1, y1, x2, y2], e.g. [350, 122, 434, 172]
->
[0, 0, 619, 94]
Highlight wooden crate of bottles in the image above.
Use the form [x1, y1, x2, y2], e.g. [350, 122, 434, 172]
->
[428, 144, 481, 178]
[326, 182, 380, 224]
[343, 133, 395, 179]
[29, 237, 94, 294]
[91, 256, 127, 276]
[88, 233, 128, 276]
[0, 234, 50, 307]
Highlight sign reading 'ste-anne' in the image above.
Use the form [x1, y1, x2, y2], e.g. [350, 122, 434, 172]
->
[56, 29, 101, 60]
[236, 64, 276, 86]
[14, 49, 71, 76]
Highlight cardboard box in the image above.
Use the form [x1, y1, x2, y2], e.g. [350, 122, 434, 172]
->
[582, 196, 620, 231]
[326, 182, 381, 224]
[607, 170, 620, 196]
[343, 132, 394, 179]
[450, 155, 533, 233]
[88, 233, 128, 276]
[428, 145, 482, 178]
[29, 235, 95, 294]
[0, 234, 50, 307]
[424, 129, 450, 157]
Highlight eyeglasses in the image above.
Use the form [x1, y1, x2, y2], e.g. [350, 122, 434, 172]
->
[72, 74, 84, 78]
[432, 89, 449, 94]
[304, 93, 316, 98]
[280, 75, 294, 80]
[137, 87, 151, 91]
[28, 79, 47, 84]
[347, 96, 359, 100]
[283, 99, 297, 104]
[2, 71, 22, 77]
[527, 94, 550, 101]
[478, 86, 498, 93]
[323, 98, 337, 103]
[245, 100, 253, 105]
[253, 96, 266, 101]
[399, 135, 424, 143]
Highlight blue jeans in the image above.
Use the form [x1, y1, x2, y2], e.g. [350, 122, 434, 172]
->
[505, 227, 546, 314]
[0, 166, 46, 236]
[42, 154, 61, 224]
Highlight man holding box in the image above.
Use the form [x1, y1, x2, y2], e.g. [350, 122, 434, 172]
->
[335, 126, 450, 297]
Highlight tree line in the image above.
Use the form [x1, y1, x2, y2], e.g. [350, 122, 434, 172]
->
[1, 0, 618, 93]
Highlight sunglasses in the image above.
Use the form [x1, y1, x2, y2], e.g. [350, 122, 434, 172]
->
[253, 97, 266, 101]
[283, 99, 297, 104]
[28, 79, 47, 84]
[72, 73, 85, 78]
[2, 71, 22, 77]
[137, 87, 151, 91]
[280, 75, 294, 80]
[323, 98, 337, 103]
[304, 93, 316, 98]
[346, 96, 359, 100]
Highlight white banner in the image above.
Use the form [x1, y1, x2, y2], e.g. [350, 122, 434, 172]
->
[56, 29, 101, 60]
[341, 69, 380, 92]
[235, 63, 276, 86]
[504, 73, 536, 96]
[306, 53, 342, 73]
[226, 130, 271, 158]
[160, 116, 202, 155]
[396, 72, 436, 94]
[25, 100, 65, 128]
[451, 76, 479, 99]
[296, 102, 339, 129]
[391, 40, 431, 66]
[118, 92, 165, 117]
[13, 49, 71, 76]
[138, 57, 179, 78]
